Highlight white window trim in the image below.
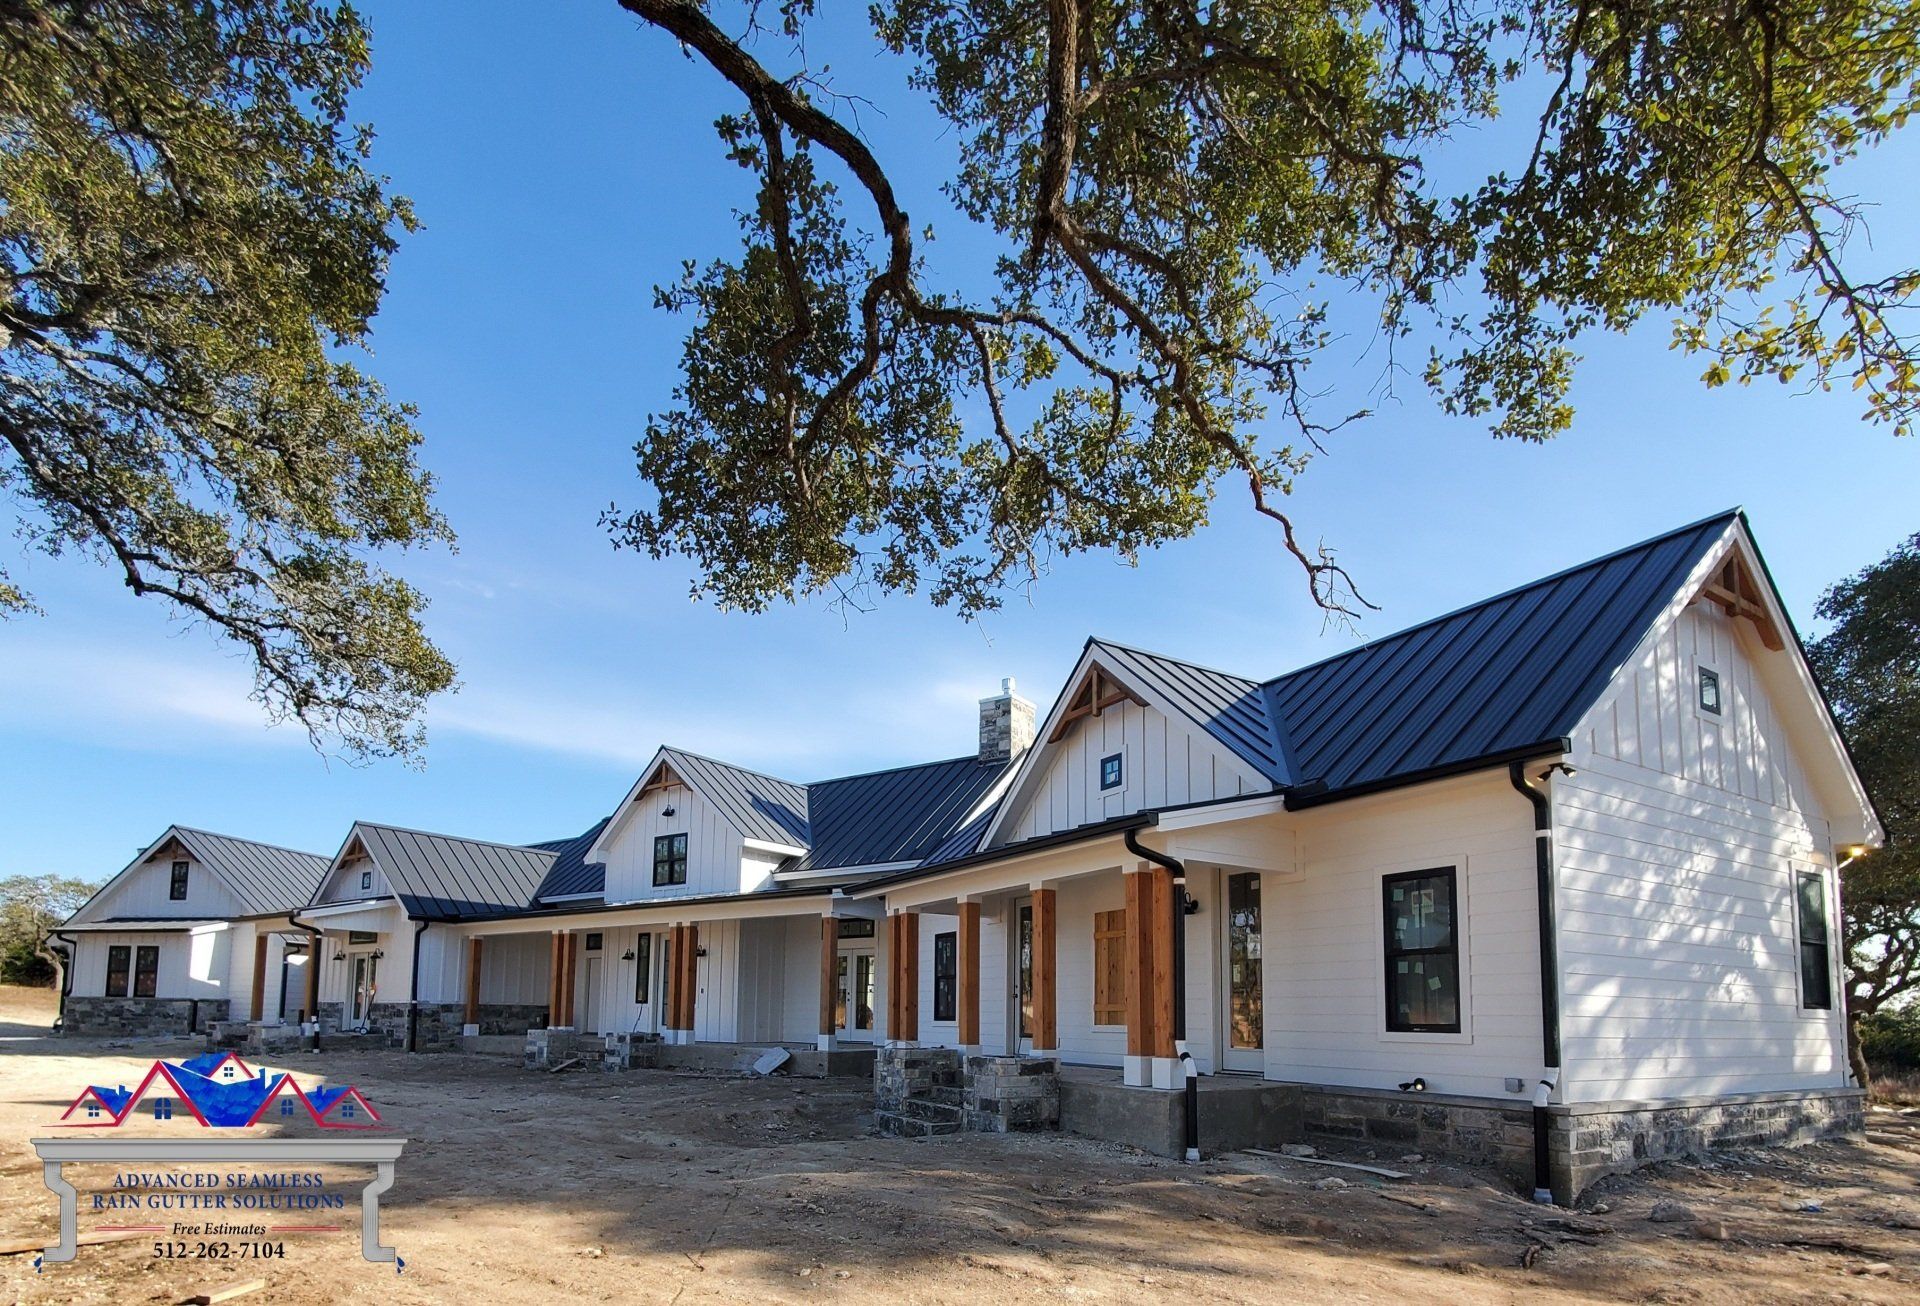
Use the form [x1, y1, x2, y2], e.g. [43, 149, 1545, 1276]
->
[1374, 852, 1473, 1045]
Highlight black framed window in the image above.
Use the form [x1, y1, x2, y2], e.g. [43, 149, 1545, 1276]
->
[105, 945, 131, 997]
[360, 870, 373, 892]
[169, 860, 189, 900]
[653, 833, 689, 886]
[1795, 870, 1833, 1010]
[633, 933, 652, 1003]
[348, 929, 377, 945]
[1100, 753, 1123, 790]
[133, 945, 159, 998]
[837, 917, 875, 939]
[1698, 666, 1722, 715]
[585, 932, 603, 952]
[1383, 868, 1460, 1033]
[933, 931, 957, 1022]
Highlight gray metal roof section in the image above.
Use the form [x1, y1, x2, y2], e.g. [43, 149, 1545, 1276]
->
[346, 823, 559, 921]
[528, 818, 609, 901]
[790, 756, 1009, 871]
[659, 747, 812, 848]
[1264, 510, 1735, 795]
[170, 827, 329, 917]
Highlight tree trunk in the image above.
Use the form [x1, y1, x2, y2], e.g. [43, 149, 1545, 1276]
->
[1847, 1008, 1875, 1095]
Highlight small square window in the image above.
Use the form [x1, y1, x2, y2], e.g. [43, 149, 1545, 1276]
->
[280, 1098, 296, 1117]
[86, 1101, 100, 1119]
[360, 870, 372, 892]
[153, 1097, 173, 1121]
[1698, 666, 1722, 715]
[169, 860, 189, 900]
[1100, 754, 1123, 790]
[585, 932, 603, 952]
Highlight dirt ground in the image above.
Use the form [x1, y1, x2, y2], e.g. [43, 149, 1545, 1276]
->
[3, 986, 1918, 1304]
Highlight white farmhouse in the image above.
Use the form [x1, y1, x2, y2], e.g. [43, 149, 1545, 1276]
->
[50, 509, 1878, 1201]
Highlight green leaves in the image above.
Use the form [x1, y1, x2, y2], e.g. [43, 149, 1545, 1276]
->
[617, 0, 1920, 618]
[0, 0, 452, 761]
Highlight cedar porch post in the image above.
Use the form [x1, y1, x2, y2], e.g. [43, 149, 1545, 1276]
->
[1031, 888, 1058, 1055]
[250, 934, 269, 1022]
[464, 936, 483, 1031]
[956, 901, 981, 1051]
[819, 915, 839, 1051]
[1123, 868, 1155, 1087]
[889, 912, 920, 1044]
[1145, 865, 1178, 1088]
[559, 930, 578, 1029]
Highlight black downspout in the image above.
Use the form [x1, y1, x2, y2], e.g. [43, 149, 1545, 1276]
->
[288, 912, 324, 1052]
[50, 931, 78, 1033]
[1510, 762, 1563, 1205]
[1125, 828, 1200, 1163]
[407, 919, 429, 1053]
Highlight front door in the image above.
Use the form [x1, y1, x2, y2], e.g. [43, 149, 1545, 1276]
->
[1009, 897, 1034, 1054]
[350, 953, 378, 1028]
[835, 944, 876, 1042]
[582, 955, 602, 1033]
[1222, 872, 1264, 1072]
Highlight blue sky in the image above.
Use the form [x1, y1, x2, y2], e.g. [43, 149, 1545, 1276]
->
[4, 3, 1916, 882]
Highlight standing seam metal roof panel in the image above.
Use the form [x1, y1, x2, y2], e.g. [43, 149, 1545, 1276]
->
[350, 823, 558, 920]
[170, 828, 329, 917]
[661, 748, 811, 848]
[793, 756, 1009, 871]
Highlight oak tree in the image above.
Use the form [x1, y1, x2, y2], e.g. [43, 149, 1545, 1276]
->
[609, 0, 1920, 618]
[1810, 532, 1920, 1089]
[0, 0, 451, 760]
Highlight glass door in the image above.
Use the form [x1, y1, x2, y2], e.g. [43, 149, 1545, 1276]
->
[836, 946, 876, 1041]
[350, 953, 378, 1029]
[1223, 872, 1264, 1071]
[1011, 898, 1034, 1053]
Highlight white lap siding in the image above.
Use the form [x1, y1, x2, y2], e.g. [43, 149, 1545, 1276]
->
[1263, 771, 1544, 1099]
[1558, 601, 1847, 1102]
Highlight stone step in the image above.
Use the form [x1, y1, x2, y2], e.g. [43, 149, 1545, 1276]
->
[876, 1110, 962, 1139]
[921, 1085, 964, 1107]
[903, 1096, 964, 1123]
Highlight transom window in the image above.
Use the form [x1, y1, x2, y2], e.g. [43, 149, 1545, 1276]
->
[1795, 870, 1833, 1010]
[1382, 868, 1460, 1034]
[1698, 666, 1722, 715]
[1100, 753, 1123, 790]
[168, 860, 189, 900]
[585, 932, 603, 952]
[653, 833, 689, 886]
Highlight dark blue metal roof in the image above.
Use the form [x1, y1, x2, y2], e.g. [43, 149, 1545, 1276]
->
[916, 511, 1738, 869]
[1084, 639, 1291, 783]
[528, 817, 609, 901]
[659, 747, 812, 848]
[343, 823, 559, 921]
[1266, 510, 1735, 795]
[791, 756, 1007, 871]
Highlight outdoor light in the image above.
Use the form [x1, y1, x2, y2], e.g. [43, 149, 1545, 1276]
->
[372, 950, 385, 960]
[662, 805, 676, 817]
[696, 946, 709, 958]
[332, 950, 345, 962]
[620, 948, 636, 961]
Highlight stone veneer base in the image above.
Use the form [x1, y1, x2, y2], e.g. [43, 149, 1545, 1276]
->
[63, 996, 229, 1038]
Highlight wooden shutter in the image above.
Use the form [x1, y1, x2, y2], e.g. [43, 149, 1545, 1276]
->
[1093, 909, 1127, 1025]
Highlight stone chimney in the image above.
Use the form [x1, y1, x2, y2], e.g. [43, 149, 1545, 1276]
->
[978, 677, 1037, 764]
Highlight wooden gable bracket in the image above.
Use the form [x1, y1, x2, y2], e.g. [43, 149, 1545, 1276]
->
[1696, 555, 1786, 652]
[1047, 664, 1147, 742]
[639, 762, 687, 797]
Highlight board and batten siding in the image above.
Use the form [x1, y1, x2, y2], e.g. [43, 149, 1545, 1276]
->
[316, 853, 389, 905]
[598, 781, 748, 904]
[996, 698, 1267, 845]
[1558, 598, 1848, 1102]
[79, 851, 242, 922]
[1262, 770, 1544, 1099]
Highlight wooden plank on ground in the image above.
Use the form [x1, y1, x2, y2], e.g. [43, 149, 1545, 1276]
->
[1246, 1148, 1411, 1179]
